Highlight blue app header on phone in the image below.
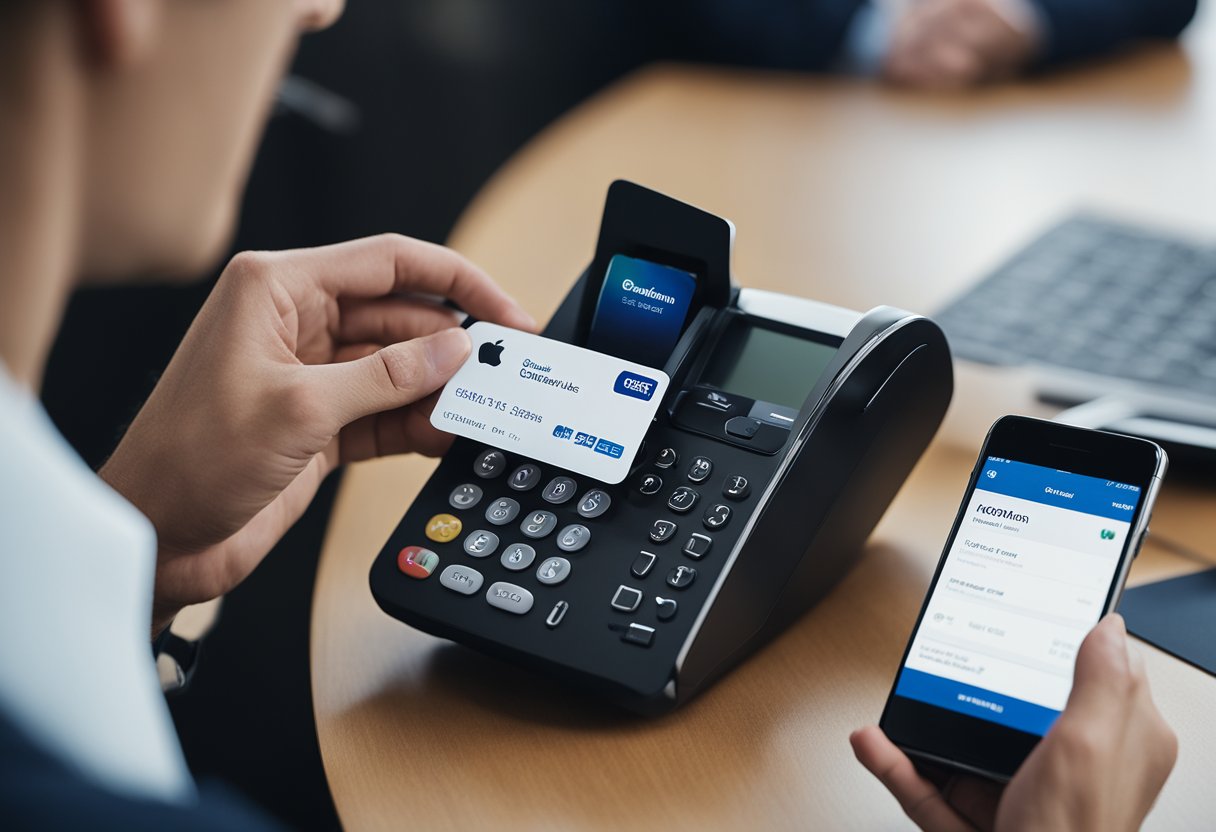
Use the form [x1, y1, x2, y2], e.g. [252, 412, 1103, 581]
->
[587, 255, 696, 367]
[977, 457, 1140, 522]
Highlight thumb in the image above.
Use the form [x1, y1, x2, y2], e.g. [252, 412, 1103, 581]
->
[317, 327, 471, 428]
[1063, 614, 1131, 720]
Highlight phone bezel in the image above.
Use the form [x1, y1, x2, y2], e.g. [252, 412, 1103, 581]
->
[879, 414, 1166, 781]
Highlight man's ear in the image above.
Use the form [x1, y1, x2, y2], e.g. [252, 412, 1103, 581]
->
[79, 0, 161, 69]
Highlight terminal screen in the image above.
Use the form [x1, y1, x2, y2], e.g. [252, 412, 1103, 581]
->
[701, 322, 837, 409]
[587, 254, 697, 367]
[893, 458, 1142, 736]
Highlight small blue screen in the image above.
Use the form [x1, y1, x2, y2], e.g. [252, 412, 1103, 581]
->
[587, 255, 697, 367]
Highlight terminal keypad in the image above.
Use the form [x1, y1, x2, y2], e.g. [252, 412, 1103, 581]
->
[394, 444, 756, 655]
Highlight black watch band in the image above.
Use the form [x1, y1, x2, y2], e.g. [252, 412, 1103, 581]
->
[152, 627, 201, 693]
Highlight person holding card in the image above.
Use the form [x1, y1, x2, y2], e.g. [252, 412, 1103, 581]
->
[0, 0, 531, 826]
[0, 0, 1175, 829]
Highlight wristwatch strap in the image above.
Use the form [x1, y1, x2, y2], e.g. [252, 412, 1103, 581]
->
[153, 627, 201, 694]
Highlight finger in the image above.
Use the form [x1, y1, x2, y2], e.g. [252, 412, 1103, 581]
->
[883, 8, 934, 83]
[890, 48, 970, 90]
[272, 234, 536, 331]
[884, 46, 941, 88]
[1123, 642, 1178, 776]
[373, 392, 450, 459]
[942, 775, 1002, 831]
[313, 326, 471, 428]
[914, 0, 961, 29]
[339, 400, 454, 464]
[1127, 638, 1147, 681]
[336, 296, 462, 346]
[1065, 614, 1132, 718]
[886, 30, 973, 89]
[850, 727, 975, 832]
[949, 3, 1009, 49]
[333, 342, 383, 364]
[942, 2, 1028, 72]
[924, 39, 985, 87]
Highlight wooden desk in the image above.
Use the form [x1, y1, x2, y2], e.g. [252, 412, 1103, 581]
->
[312, 18, 1216, 830]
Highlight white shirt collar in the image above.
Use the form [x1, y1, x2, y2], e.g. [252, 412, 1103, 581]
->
[0, 364, 194, 803]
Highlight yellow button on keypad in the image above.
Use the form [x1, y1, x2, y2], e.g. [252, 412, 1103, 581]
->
[425, 513, 463, 544]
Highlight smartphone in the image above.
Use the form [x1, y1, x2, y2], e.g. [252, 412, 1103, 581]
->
[879, 415, 1167, 781]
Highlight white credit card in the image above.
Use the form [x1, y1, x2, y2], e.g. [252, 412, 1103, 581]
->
[431, 322, 670, 484]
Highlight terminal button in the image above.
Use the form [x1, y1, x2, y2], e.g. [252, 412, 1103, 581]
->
[486, 582, 534, 615]
[556, 524, 591, 552]
[638, 473, 663, 496]
[545, 600, 570, 628]
[687, 456, 713, 483]
[703, 503, 732, 530]
[577, 489, 611, 519]
[397, 546, 439, 579]
[508, 464, 541, 491]
[484, 498, 520, 526]
[425, 514, 462, 543]
[667, 486, 699, 514]
[622, 623, 656, 648]
[520, 510, 558, 539]
[536, 557, 572, 585]
[667, 564, 697, 589]
[725, 417, 762, 440]
[542, 476, 577, 504]
[462, 529, 499, 558]
[500, 543, 537, 571]
[631, 551, 658, 579]
[655, 448, 679, 468]
[649, 520, 677, 544]
[655, 597, 678, 621]
[683, 533, 712, 559]
[439, 564, 484, 595]
[474, 449, 506, 478]
[448, 483, 483, 510]
[723, 475, 751, 501]
[611, 585, 644, 612]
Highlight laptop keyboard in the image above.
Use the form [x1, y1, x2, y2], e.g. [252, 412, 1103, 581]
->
[936, 216, 1216, 398]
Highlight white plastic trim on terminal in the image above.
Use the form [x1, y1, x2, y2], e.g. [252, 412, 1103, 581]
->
[736, 289, 862, 338]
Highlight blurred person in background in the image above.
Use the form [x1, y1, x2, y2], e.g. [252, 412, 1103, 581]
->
[681, 0, 1199, 87]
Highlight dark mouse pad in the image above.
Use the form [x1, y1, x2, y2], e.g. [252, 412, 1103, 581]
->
[1121, 569, 1216, 678]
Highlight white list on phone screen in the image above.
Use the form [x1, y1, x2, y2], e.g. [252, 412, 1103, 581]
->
[900, 458, 1138, 731]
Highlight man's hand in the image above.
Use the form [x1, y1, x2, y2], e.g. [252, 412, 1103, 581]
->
[851, 614, 1178, 831]
[884, 0, 1043, 89]
[100, 234, 536, 634]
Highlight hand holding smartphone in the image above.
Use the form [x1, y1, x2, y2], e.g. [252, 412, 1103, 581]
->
[855, 614, 1178, 831]
[879, 415, 1166, 781]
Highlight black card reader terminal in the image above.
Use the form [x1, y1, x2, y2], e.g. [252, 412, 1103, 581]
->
[370, 181, 954, 714]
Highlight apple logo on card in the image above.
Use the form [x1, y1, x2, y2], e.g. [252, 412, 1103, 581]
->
[478, 339, 504, 367]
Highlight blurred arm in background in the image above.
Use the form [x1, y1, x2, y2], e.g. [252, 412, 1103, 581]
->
[882, 0, 1199, 88]
[663, 0, 1199, 88]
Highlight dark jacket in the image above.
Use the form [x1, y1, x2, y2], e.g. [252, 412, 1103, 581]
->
[673, 0, 1198, 70]
[0, 708, 279, 832]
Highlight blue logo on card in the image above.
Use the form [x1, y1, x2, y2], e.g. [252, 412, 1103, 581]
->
[552, 425, 573, 440]
[594, 439, 625, 459]
[613, 371, 659, 402]
[574, 432, 597, 449]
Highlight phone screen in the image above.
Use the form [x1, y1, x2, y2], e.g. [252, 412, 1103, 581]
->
[891, 456, 1143, 737]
